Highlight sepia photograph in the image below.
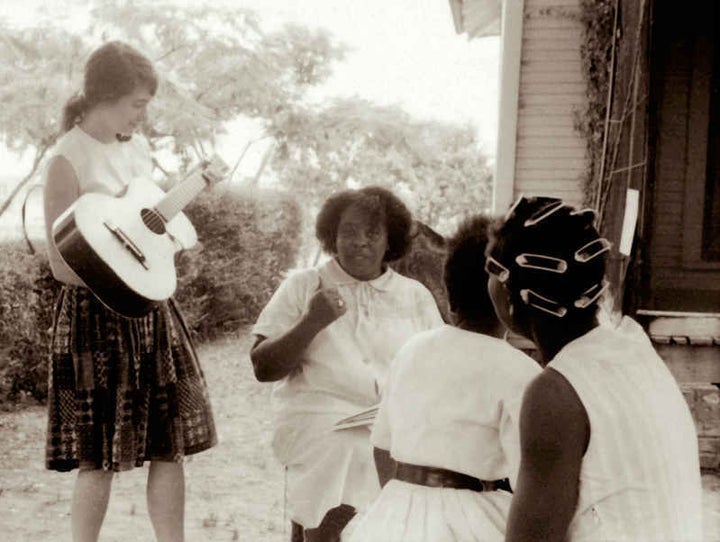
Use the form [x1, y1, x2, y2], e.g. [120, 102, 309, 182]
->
[0, 0, 718, 541]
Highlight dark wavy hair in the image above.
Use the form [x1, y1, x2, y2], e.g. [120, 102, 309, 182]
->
[315, 186, 413, 262]
[61, 41, 158, 133]
[443, 214, 496, 323]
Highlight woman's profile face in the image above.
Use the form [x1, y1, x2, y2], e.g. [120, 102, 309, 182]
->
[335, 203, 388, 281]
[105, 85, 153, 136]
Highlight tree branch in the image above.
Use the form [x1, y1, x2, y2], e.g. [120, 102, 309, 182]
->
[0, 142, 51, 220]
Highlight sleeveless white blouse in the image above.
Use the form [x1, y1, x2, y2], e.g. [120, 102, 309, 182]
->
[44, 126, 152, 285]
[548, 317, 703, 541]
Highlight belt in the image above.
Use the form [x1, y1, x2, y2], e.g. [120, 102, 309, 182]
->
[394, 461, 512, 493]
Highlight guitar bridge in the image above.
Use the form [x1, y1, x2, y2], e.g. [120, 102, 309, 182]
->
[104, 221, 150, 270]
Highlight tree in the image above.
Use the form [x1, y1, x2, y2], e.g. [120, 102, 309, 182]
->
[0, 27, 86, 217]
[0, 1, 494, 269]
[269, 98, 493, 234]
[0, 1, 345, 216]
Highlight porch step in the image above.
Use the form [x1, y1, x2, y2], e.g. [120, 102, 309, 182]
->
[636, 310, 720, 346]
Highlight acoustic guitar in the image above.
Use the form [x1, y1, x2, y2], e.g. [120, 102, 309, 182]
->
[52, 156, 229, 318]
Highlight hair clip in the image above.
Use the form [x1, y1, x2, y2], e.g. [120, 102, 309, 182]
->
[574, 238, 612, 263]
[574, 281, 608, 309]
[520, 289, 567, 317]
[504, 194, 526, 222]
[515, 253, 568, 274]
[485, 256, 510, 283]
[570, 208, 597, 221]
[523, 199, 566, 227]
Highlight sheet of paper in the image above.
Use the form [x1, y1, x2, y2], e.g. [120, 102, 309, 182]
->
[619, 188, 640, 256]
[333, 405, 379, 431]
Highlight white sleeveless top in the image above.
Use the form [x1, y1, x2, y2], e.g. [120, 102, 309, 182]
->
[44, 126, 153, 285]
[548, 317, 703, 541]
[371, 325, 541, 486]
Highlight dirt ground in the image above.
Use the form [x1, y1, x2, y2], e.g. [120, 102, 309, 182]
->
[1, 331, 719, 541]
[0, 332, 286, 542]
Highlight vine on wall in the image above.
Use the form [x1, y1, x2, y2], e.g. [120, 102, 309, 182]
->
[576, 0, 616, 208]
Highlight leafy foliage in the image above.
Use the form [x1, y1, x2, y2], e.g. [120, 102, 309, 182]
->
[88, 2, 345, 162]
[0, 2, 495, 405]
[0, 1, 346, 192]
[269, 99, 493, 254]
[577, 0, 615, 207]
[390, 221, 451, 322]
[0, 243, 60, 406]
[175, 186, 302, 341]
[0, 188, 301, 405]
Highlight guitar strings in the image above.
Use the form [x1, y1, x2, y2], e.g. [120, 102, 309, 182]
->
[146, 170, 208, 232]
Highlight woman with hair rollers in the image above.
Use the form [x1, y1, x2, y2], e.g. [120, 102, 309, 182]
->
[486, 196, 703, 542]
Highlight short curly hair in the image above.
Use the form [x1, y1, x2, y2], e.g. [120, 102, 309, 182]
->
[443, 214, 496, 323]
[315, 186, 413, 262]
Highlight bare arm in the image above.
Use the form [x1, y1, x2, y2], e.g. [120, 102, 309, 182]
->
[373, 446, 396, 488]
[43, 156, 80, 242]
[250, 286, 346, 382]
[505, 369, 590, 542]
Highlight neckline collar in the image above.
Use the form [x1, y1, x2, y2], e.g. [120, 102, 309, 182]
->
[323, 258, 395, 291]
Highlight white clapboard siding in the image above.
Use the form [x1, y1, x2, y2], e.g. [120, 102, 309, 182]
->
[527, 0, 583, 6]
[518, 124, 579, 136]
[521, 48, 583, 63]
[518, 113, 578, 127]
[516, 157, 588, 170]
[520, 67, 584, 82]
[514, 0, 586, 206]
[516, 168, 587, 184]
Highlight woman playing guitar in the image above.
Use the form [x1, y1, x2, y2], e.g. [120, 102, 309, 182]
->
[43, 41, 217, 542]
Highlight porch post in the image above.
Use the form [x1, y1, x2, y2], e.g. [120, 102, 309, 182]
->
[493, 0, 525, 214]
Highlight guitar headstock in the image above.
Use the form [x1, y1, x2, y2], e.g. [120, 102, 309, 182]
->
[200, 154, 230, 187]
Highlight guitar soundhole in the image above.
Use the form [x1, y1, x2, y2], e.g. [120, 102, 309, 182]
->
[141, 208, 167, 235]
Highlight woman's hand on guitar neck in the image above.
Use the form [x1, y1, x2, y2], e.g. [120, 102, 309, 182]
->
[200, 155, 230, 187]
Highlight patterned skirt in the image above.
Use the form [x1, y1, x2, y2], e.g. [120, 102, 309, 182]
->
[46, 285, 217, 472]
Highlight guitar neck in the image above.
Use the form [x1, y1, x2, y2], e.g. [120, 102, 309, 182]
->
[155, 170, 209, 221]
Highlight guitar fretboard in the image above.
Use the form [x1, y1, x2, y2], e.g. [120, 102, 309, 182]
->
[154, 169, 209, 221]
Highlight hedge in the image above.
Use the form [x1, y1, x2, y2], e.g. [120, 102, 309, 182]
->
[0, 186, 301, 406]
[176, 185, 302, 340]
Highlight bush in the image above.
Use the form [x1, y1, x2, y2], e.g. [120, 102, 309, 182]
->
[0, 187, 301, 406]
[390, 221, 451, 322]
[0, 242, 61, 406]
[175, 185, 302, 341]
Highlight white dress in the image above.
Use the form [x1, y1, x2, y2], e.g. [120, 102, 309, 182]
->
[547, 317, 703, 541]
[252, 258, 444, 528]
[345, 325, 541, 542]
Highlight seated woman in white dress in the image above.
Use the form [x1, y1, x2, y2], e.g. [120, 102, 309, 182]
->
[344, 215, 541, 542]
[251, 186, 444, 542]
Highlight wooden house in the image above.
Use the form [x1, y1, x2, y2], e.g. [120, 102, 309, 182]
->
[449, 0, 719, 468]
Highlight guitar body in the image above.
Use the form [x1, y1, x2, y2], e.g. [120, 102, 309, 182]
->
[53, 179, 198, 318]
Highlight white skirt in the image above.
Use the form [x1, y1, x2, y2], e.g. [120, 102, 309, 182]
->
[276, 415, 381, 529]
[343, 479, 512, 542]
